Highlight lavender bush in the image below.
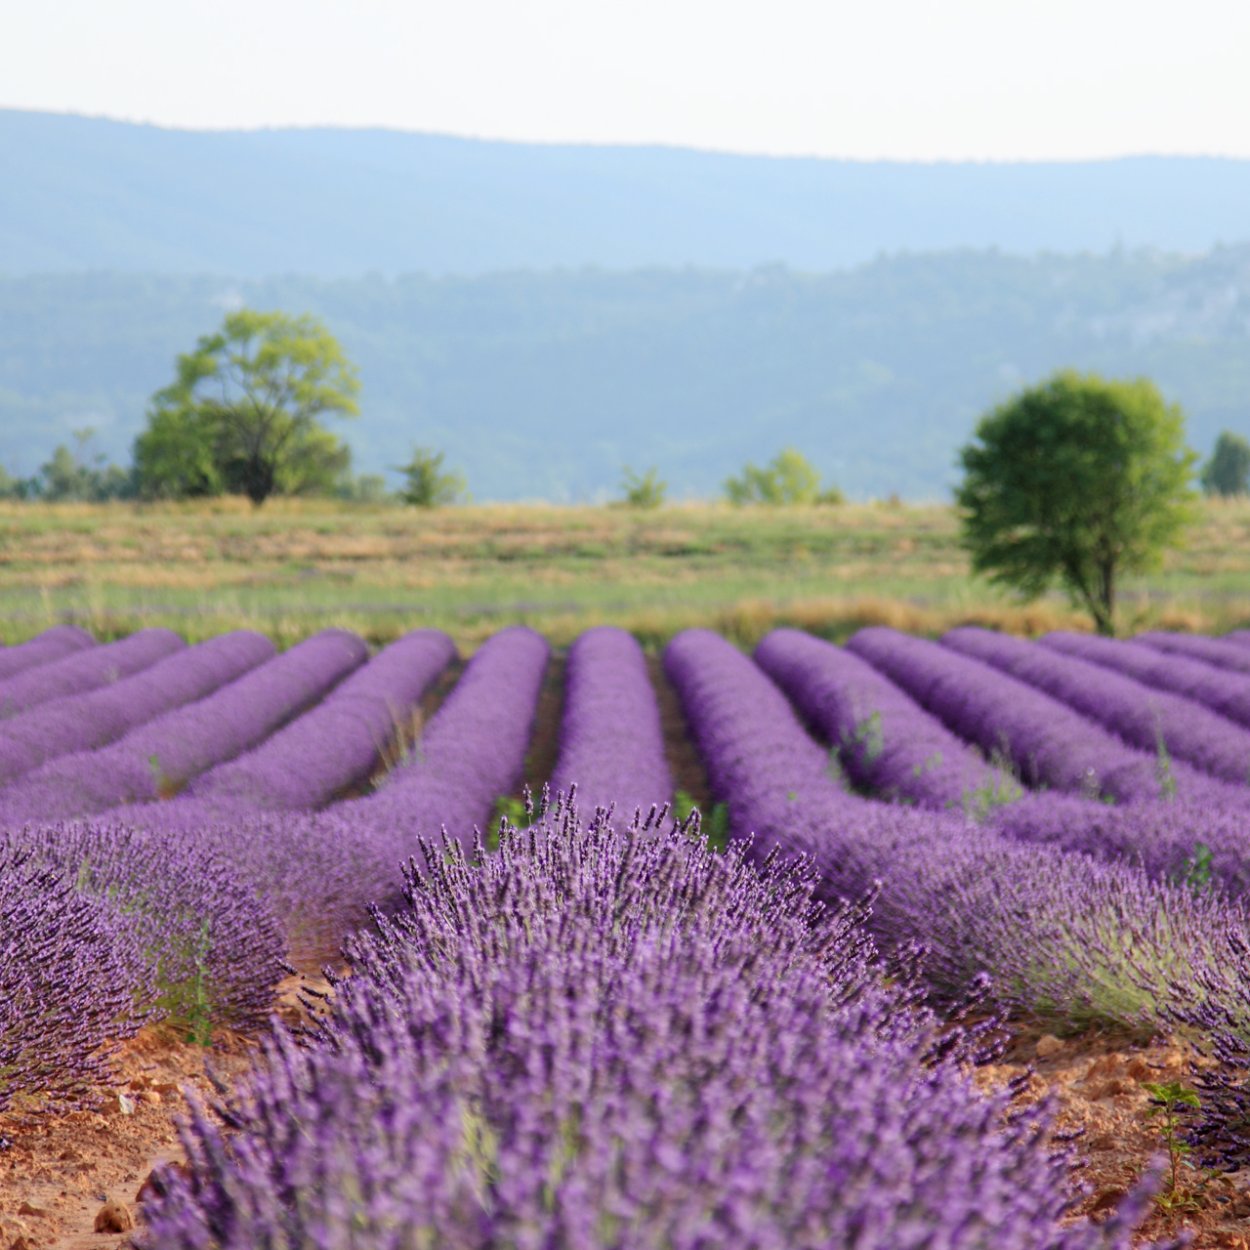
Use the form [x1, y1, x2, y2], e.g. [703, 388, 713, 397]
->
[0, 629, 367, 825]
[756, 627, 1014, 811]
[1043, 630, 1250, 732]
[2, 820, 286, 1039]
[0, 630, 273, 791]
[143, 807, 1167, 1249]
[0, 624, 94, 681]
[943, 626, 1250, 787]
[0, 845, 148, 1115]
[665, 628, 1244, 1035]
[847, 626, 1221, 803]
[1136, 630, 1250, 675]
[549, 625, 672, 817]
[0, 627, 183, 719]
[165, 628, 451, 817]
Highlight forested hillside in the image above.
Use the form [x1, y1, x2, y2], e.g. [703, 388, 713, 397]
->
[2, 249, 1248, 500]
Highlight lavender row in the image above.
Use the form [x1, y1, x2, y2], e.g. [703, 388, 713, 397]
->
[128, 628, 545, 968]
[846, 626, 1223, 804]
[0, 631, 273, 791]
[141, 629, 452, 821]
[942, 626, 1250, 788]
[0, 625, 94, 681]
[0, 626, 184, 719]
[142, 805, 1165, 1249]
[755, 627, 1013, 811]
[1136, 630, 1250, 675]
[664, 628, 1245, 1036]
[0, 629, 367, 826]
[1041, 631, 1250, 733]
[548, 625, 672, 817]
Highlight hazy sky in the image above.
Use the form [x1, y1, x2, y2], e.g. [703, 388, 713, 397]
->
[4, 0, 1249, 160]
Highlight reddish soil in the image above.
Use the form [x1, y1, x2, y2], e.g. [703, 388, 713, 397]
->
[5, 1013, 1249, 1247]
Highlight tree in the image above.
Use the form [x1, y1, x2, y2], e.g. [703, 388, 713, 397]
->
[135, 309, 360, 505]
[618, 465, 667, 509]
[724, 448, 842, 505]
[36, 428, 132, 501]
[956, 370, 1197, 636]
[1201, 430, 1250, 497]
[395, 447, 466, 508]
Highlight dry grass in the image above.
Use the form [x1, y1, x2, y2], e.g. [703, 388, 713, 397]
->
[0, 497, 1247, 649]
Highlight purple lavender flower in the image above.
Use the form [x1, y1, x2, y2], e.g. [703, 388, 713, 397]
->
[143, 807, 1168, 1249]
[0, 630, 273, 791]
[1136, 630, 1250, 675]
[549, 625, 672, 818]
[160, 629, 452, 817]
[756, 627, 1014, 811]
[0, 845, 148, 1115]
[0, 628, 368, 825]
[0, 627, 183, 719]
[1042, 630, 1250, 734]
[942, 626, 1250, 788]
[0, 625, 94, 681]
[664, 628, 1244, 1035]
[846, 626, 1219, 803]
[2, 820, 286, 1038]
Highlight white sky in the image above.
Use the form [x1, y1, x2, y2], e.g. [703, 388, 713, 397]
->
[3, 0, 1249, 161]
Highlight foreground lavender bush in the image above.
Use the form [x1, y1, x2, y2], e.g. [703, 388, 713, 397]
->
[144, 808, 1165, 1250]
[847, 626, 1218, 803]
[943, 626, 1250, 787]
[756, 627, 1013, 811]
[2, 821, 285, 1038]
[0, 630, 273, 792]
[0, 629, 366, 824]
[0, 846, 148, 1115]
[549, 625, 672, 816]
[1136, 630, 1250, 676]
[1043, 630, 1250, 733]
[0, 624, 94, 681]
[0, 627, 183, 719]
[665, 628, 1242, 1034]
[166, 628, 451, 817]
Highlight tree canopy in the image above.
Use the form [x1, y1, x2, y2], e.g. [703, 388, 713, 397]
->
[956, 370, 1197, 635]
[724, 448, 843, 506]
[134, 309, 360, 505]
[1201, 430, 1250, 497]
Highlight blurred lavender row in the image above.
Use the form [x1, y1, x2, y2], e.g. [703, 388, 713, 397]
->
[124, 628, 452, 825]
[1137, 629, 1250, 675]
[1043, 631, 1250, 732]
[0, 626, 183, 719]
[0, 624, 93, 681]
[664, 627, 1243, 1035]
[943, 626, 1250, 788]
[847, 625, 1224, 803]
[756, 627, 1011, 811]
[0, 628, 367, 825]
[143, 805, 1166, 1250]
[135, 627, 547, 967]
[0, 630, 273, 790]
[549, 624, 672, 817]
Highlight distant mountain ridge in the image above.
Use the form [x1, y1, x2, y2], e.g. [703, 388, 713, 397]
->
[4, 110, 1250, 274]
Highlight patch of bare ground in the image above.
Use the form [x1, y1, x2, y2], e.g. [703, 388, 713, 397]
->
[649, 653, 715, 811]
[0, 978, 323, 1250]
[980, 1024, 1250, 1249]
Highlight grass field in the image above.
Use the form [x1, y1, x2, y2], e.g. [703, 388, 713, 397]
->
[1, 496, 1248, 648]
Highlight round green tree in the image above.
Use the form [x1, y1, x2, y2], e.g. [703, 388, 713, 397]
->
[956, 370, 1197, 635]
[135, 309, 360, 505]
[1201, 430, 1250, 498]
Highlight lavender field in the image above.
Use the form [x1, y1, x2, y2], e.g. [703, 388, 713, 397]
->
[5, 620, 1250, 1246]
